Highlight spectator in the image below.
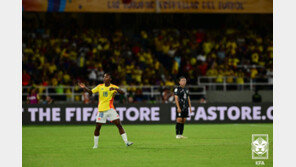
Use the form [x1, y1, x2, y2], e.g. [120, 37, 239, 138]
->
[216, 69, 224, 83]
[82, 90, 90, 104]
[55, 82, 65, 100]
[162, 87, 174, 103]
[236, 69, 245, 90]
[41, 95, 53, 104]
[27, 88, 39, 104]
[225, 67, 235, 83]
[199, 96, 207, 103]
[134, 89, 144, 102]
[250, 66, 258, 81]
[266, 67, 273, 84]
[65, 88, 73, 101]
[127, 96, 134, 103]
[133, 66, 143, 83]
[22, 70, 31, 86]
[97, 66, 105, 83]
[198, 61, 208, 76]
[197, 52, 206, 62]
[165, 76, 175, 86]
[55, 82, 64, 94]
[88, 69, 97, 84]
[252, 89, 262, 103]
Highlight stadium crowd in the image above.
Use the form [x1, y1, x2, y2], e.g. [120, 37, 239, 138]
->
[22, 29, 273, 86]
[22, 13, 273, 102]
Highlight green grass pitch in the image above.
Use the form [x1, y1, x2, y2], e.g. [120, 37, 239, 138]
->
[23, 124, 273, 167]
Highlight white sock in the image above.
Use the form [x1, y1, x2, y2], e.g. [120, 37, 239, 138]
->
[94, 136, 99, 146]
[121, 133, 128, 144]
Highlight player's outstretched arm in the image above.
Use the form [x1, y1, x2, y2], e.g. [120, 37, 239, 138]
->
[78, 82, 93, 96]
[110, 87, 125, 95]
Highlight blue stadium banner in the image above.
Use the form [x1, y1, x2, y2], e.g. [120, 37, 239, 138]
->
[22, 103, 273, 125]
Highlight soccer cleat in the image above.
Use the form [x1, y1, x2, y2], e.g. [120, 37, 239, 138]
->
[126, 141, 133, 146]
[176, 135, 181, 139]
[93, 145, 98, 149]
[180, 135, 188, 139]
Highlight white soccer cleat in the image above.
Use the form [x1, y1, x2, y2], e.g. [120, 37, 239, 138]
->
[93, 145, 98, 149]
[180, 135, 188, 139]
[176, 135, 181, 139]
[126, 141, 133, 146]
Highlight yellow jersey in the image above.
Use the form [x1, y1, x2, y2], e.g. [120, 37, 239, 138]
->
[91, 84, 119, 112]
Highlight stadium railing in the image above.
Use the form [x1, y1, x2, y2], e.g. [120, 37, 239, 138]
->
[197, 76, 273, 91]
[22, 85, 206, 102]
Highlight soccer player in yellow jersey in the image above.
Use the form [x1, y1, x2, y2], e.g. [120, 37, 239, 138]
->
[78, 73, 133, 148]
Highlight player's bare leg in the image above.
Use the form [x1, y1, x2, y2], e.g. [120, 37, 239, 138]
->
[93, 123, 103, 149]
[176, 117, 183, 139]
[112, 119, 133, 146]
[180, 118, 187, 139]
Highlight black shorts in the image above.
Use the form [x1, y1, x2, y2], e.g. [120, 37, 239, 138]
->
[176, 108, 189, 118]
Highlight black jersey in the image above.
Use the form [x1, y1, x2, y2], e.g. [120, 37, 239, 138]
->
[174, 86, 190, 111]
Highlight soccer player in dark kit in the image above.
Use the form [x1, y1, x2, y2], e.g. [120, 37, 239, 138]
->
[174, 76, 192, 139]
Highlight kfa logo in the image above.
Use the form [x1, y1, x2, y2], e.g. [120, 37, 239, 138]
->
[251, 134, 269, 159]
